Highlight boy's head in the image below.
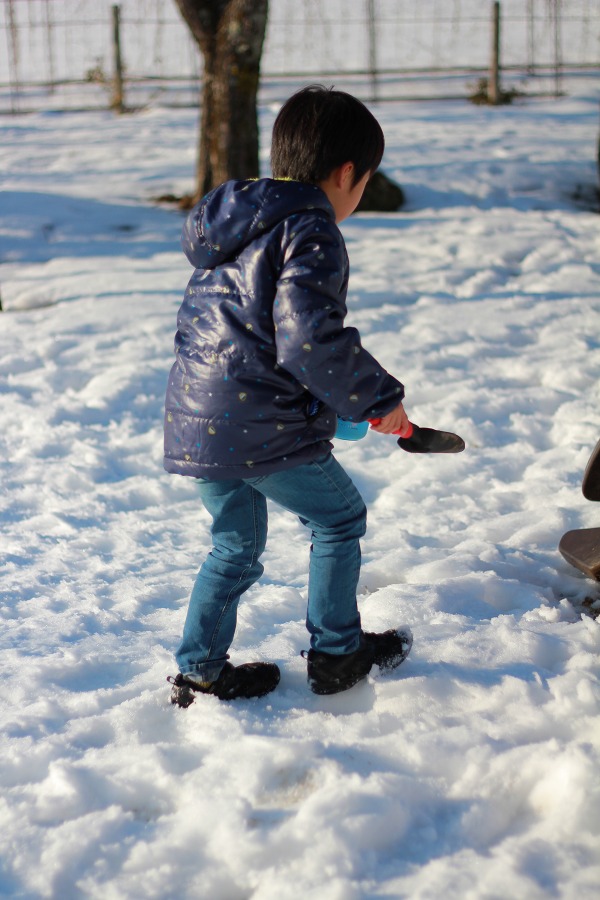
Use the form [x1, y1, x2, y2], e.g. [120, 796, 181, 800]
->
[270, 85, 385, 187]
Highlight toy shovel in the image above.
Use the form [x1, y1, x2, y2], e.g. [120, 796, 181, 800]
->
[369, 419, 465, 454]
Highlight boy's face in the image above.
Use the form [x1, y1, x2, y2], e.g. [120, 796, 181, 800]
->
[319, 164, 370, 223]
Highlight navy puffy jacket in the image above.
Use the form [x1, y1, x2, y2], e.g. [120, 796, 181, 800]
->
[163, 178, 405, 480]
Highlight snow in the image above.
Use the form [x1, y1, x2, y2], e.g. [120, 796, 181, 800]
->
[1, 82, 600, 899]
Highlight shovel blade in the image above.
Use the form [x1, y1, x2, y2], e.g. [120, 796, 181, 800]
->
[398, 424, 465, 454]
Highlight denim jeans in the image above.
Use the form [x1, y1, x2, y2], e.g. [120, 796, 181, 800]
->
[176, 451, 367, 680]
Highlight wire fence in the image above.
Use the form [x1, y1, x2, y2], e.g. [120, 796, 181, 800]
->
[1, 0, 599, 114]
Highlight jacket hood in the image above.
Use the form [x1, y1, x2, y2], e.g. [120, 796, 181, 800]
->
[181, 178, 335, 270]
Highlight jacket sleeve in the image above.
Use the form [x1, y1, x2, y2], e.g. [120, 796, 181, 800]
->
[273, 216, 405, 421]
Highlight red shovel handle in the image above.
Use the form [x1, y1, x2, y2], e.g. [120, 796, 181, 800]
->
[368, 418, 413, 437]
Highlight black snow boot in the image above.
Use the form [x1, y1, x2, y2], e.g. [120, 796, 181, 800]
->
[168, 661, 280, 707]
[305, 628, 412, 696]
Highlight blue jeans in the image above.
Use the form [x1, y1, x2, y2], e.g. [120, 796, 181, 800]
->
[176, 451, 367, 680]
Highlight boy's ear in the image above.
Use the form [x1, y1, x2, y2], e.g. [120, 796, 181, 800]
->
[334, 162, 355, 189]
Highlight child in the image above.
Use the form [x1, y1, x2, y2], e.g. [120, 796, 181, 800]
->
[165, 85, 412, 706]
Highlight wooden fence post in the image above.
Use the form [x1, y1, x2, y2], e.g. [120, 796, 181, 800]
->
[367, 0, 378, 103]
[551, 0, 563, 97]
[527, 0, 535, 74]
[6, 0, 20, 114]
[488, 1, 501, 104]
[111, 4, 124, 112]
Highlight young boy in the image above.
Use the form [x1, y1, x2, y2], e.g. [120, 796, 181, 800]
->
[165, 85, 412, 707]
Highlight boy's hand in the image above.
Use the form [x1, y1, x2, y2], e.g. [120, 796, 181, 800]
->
[369, 402, 410, 436]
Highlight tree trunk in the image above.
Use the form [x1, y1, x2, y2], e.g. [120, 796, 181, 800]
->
[174, 0, 269, 204]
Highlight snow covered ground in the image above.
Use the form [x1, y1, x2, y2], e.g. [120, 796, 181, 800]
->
[1, 82, 600, 898]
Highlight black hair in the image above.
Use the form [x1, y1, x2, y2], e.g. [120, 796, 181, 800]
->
[270, 85, 385, 186]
